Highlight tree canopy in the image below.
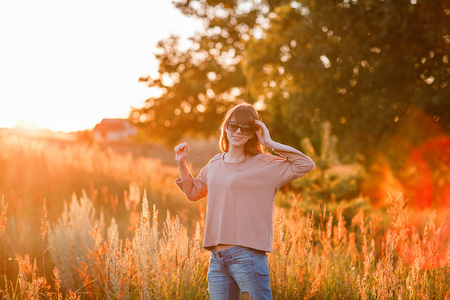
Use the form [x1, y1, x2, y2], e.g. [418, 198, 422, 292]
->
[131, 0, 449, 157]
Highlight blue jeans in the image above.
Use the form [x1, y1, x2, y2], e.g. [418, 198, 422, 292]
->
[207, 246, 272, 300]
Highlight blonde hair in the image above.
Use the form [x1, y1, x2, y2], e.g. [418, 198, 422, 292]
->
[219, 103, 263, 155]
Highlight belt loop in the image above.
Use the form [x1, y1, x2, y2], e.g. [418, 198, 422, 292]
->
[211, 250, 221, 258]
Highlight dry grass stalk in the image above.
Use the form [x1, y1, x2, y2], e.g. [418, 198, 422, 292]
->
[47, 192, 105, 290]
[66, 290, 81, 300]
[445, 288, 450, 300]
[53, 267, 62, 300]
[360, 219, 374, 279]
[124, 181, 141, 212]
[270, 207, 290, 298]
[304, 263, 324, 300]
[0, 196, 7, 237]
[103, 218, 135, 298]
[305, 210, 315, 258]
[371, 229, 398, 299]
[41, 198, 47, 240]
[335, 208, 347, 245]
[76, 191, 209, 298]
[15, 253, 48, 298]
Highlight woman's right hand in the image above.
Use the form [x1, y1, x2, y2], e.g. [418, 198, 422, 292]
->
[174, 142, 189, 164]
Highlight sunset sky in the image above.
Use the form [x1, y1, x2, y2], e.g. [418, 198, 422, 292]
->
[0, 0, 202, 132]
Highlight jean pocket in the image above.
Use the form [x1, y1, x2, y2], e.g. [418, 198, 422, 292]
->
[251, 252, 270, 276]
[229, 248, 253, 264]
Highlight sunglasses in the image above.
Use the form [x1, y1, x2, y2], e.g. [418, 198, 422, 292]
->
[226, 121, 254, 136]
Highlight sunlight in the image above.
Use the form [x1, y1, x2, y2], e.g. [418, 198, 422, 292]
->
[16, 118, 38, 129]
[0, 115, 17, 129]
[0, 0, 202, 133]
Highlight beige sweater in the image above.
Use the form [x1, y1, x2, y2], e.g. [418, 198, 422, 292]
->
[175, 149, 315, 252]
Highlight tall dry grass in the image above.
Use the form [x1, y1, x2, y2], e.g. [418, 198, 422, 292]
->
[1, 133, 450, 299]
[81, 191, 209, 299]
[270, 193, 450, 299]
[0, 133, 201, 283]
[1, 190, 449, 299]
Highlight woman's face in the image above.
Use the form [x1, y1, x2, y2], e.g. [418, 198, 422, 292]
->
[225, 117, 254, 148]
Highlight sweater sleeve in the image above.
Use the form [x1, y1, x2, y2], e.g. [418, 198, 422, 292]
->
[175, 165, 208, 202]
[274, 149, 315, 188]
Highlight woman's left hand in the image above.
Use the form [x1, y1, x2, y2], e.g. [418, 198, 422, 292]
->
[254, 120, 276, 149]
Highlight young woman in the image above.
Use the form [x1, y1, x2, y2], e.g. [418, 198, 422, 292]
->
[174, 103, 315, 300]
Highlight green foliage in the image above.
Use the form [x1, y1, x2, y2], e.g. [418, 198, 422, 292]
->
[131, 0, 449, 157]
[291, 122, 366, 203]
[130, 1, 269, 145]
[244, 0, 450, 155]
[276, 122, 372, 222]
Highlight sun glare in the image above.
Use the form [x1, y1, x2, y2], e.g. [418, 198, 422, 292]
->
[0, 80, 164, 133]
[15, 118, 38, 129]
[0, 0, 202, 133]
[0, 115, 17, 129]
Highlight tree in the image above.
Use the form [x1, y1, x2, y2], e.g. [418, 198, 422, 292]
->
[131, 0, 262, 145]
[245, 0, 450, 157]
[131, 0, 450, 155]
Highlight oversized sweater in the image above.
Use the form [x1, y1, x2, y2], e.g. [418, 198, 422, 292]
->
[175, 149, 315, 252]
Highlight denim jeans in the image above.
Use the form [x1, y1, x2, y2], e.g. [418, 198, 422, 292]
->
[207, 246, 272, 300]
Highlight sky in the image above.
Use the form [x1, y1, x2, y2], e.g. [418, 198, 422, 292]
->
[0, 0, 203, 132]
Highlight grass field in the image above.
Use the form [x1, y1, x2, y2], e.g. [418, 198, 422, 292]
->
[0, 131, 449, 299]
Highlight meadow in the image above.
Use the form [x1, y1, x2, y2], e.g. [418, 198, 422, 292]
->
[0, 131, 449, 299]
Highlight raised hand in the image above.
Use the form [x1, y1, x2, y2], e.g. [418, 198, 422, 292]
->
[254, 120, 276, 149]
[174, 142, 189, 164]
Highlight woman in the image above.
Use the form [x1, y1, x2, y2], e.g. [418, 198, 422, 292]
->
[174, 103, 315, 300]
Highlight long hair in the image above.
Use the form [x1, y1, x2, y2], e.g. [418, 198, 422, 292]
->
[219, 103, 263, 155]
